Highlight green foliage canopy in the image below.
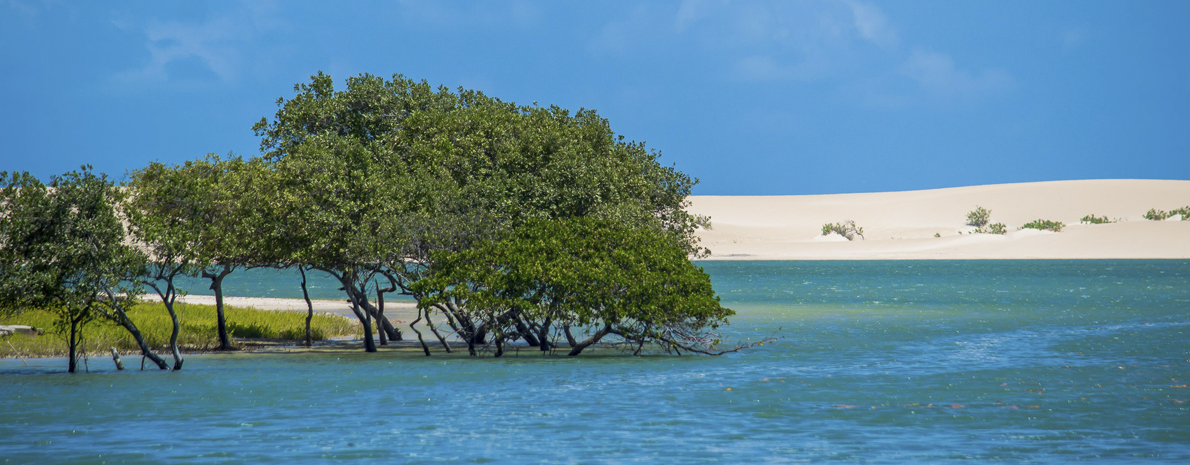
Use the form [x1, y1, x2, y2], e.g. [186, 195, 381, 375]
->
[414, 218, 733, 356]
[253, 72, 707, 261]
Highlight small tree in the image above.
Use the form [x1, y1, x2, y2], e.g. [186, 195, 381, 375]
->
[821, 220, 865, 240]
[415, 218, 744, 356]
[1, 167, 168, 372]
[127, 162, 210, 370]
[966, 206, 991, 228]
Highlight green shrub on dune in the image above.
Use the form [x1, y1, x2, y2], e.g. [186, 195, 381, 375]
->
[1020, 219, 1065, 232]
[1143, 207, 1190, 221]
[966, 206, 991, 229]
[965, 207, 1005, 234]
[821, 220, 865, 240]
[1143, 209, 1170, 221]
[1080, 214, 1113, 224]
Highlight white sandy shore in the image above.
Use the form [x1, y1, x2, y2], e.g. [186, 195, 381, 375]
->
[687, 179, 1190, 260]
[163, 294, 420, 323]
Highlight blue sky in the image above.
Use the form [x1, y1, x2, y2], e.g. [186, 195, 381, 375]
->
[2, 1, 1187, 195]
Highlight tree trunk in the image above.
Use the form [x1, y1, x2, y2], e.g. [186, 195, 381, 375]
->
[375, 286, 388, 346]
[425, 305, 452, 353]
[67, 316, 78, 374]
[536, 317, 553, 351]
[164, 296, 184, 370]
[358, 298, 401, 343]
[375, 287, 402, 342]
[325, 270, 378, 353]
[350, 300, 377, 353]
[203, 266, 235, 351]
[110, 347, 125, 370]
[410, 308, 431, 356]
[117, 317, 168, 369]
[300, 267, 314, 347]
[564, 324, 578, 348]
[567, 325, 611, 356]
[516, 318, 540, 347]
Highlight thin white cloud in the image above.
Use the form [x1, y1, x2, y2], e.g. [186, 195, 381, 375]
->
[900, 48, 1012, 97]
[591, 5, 658, 54]
[602, 1, 1012, 105]
[113, 3, 282, 85]
[735, 53, 832, 81]
[1062, 28, 1086, 50]
[3, 0, 38, 21]
[394, 0, 542, 29]
[674, 0, 725, 32]
[841, 0, 897, 48]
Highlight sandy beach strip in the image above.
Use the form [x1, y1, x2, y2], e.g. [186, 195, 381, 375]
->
[160, 294, 421, 324]
[687, 179, 1190, 260]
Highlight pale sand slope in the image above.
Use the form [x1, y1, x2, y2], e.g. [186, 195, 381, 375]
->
[687, 179, 1190, 260]
[163, 294, 421, 323]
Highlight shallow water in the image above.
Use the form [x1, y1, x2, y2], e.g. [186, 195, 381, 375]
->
[3, 260, 1188, 463]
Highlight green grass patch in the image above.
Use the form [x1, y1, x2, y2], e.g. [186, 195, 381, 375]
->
[1080, 214, 1113, 224]
[1, 302, 356, 358]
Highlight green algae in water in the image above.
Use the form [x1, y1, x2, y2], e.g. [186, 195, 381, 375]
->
[2, 260, 1188, 463]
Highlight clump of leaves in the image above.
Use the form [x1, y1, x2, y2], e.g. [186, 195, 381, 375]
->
[1143, 209, 1170, 221]
[1019, 219, 1064, 232]
[1171, 206, 1190, 220]
[1080, 214, 1113, 224]
[821, 220, 865, 241]
[934, 232, 941, 238]
[966, 206, 991, 228]
[965, 206, 1006, 234]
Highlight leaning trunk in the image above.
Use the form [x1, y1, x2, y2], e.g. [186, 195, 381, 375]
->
[116, 317, 168, 369]
[67, 316, 79, 374]
[359, 297, 401, 342]
[206, 267, 234, 351]
[375, 287, 388, 346]
[535, 317, 553, 351]
[164, 298, 184, 370]
[410, 307, 432, 356]
[375, 287, 402, 342]
[350, 300, 377, 353]
[425, 305, 453, 353]
[567, 324, 612, 356]
[300, 268, 314, 347]
[516, 317, 540, 347]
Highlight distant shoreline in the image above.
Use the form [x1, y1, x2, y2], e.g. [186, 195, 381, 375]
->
[162, 294, 421, 323]
[688, 179, 1190, 260]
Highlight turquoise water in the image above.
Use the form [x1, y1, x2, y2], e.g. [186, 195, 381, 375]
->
[2, 260, 1188, 463]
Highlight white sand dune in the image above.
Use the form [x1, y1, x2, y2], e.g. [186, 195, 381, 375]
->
[687, 179, 1190, 260]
